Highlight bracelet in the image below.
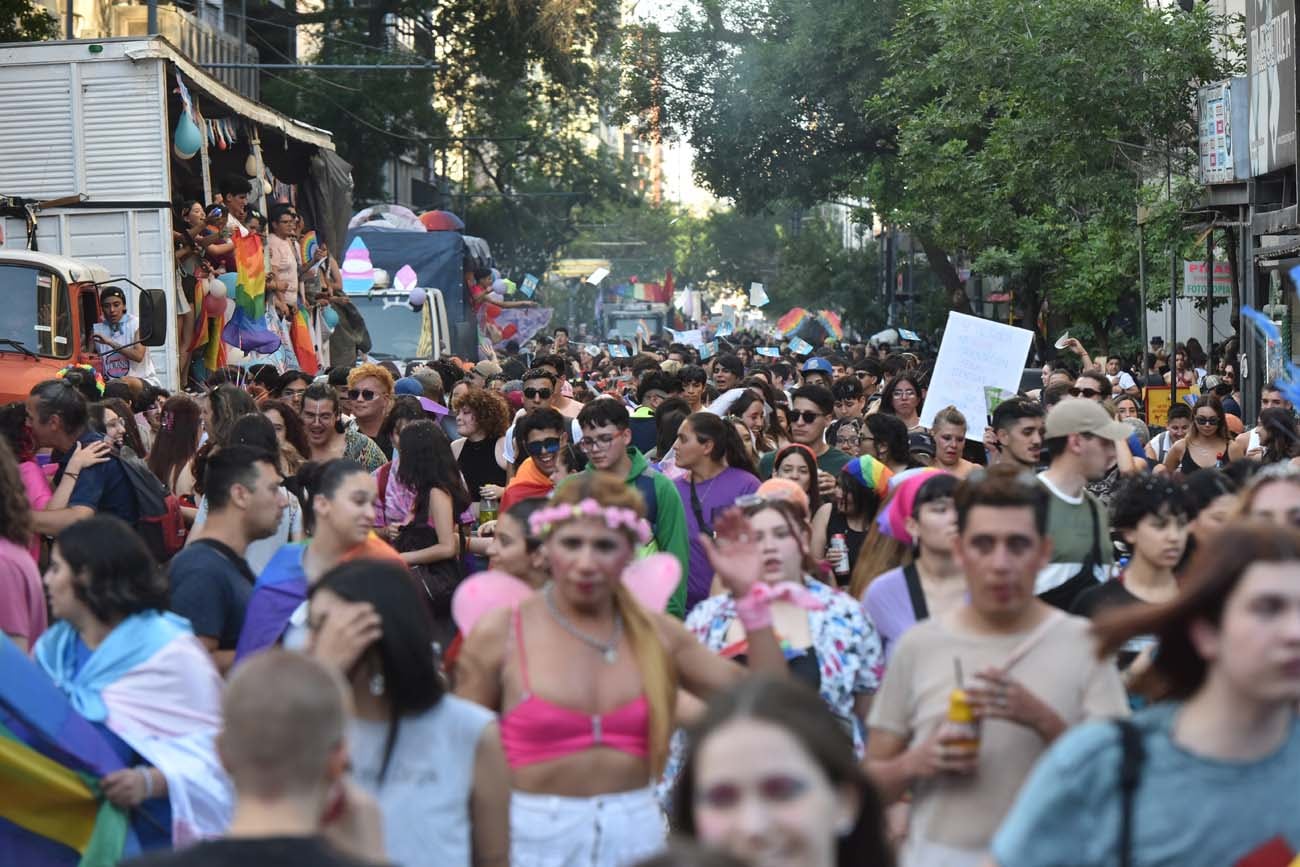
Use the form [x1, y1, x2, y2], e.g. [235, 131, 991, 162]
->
[65, 472, 79, 480]
[136, 765, 153, 800]
[735, 585, 774, 631]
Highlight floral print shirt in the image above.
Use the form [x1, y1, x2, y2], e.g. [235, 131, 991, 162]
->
[684, 577, 885, 754]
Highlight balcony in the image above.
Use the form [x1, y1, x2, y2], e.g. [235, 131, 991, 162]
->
[110, 3, 260, 99]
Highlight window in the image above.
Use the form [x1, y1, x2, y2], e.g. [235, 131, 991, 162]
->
[0, 264, 72, 359]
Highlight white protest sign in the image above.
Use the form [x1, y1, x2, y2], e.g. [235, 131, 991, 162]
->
[586, 267, 610, 286]
[749, 282, 770, 307]
[920, 312, 1034, 428]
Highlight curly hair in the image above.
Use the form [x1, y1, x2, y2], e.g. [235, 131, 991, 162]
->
[346, 362, 395, 395]
[452, 387, 511, 440]
[55, 516, 168, 623]
[0, 439, 32, 545]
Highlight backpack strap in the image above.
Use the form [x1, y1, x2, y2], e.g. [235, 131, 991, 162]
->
[1115, 718, 1145, 867]
[901, 563, 929, 622]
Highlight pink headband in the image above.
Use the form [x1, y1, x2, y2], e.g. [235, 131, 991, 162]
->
[529, 498, 653, 545]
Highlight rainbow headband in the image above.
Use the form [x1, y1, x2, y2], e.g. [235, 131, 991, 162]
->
[843, 454, 894, 499]
[55, 364, 105, 396]
[529, 498, 653, 545]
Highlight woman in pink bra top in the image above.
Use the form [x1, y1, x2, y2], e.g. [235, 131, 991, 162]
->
[456, 471, 792, 867]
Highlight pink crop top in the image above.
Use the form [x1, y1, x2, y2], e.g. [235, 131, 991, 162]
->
[499, 607, 650, 769]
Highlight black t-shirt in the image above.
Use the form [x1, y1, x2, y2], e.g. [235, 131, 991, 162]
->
[1071, 578, 1149, 669]
[166, 539, 256, 649]
[123, 835, 388, 867]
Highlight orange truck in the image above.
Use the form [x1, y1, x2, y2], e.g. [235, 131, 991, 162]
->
[0, 246, 165, 404]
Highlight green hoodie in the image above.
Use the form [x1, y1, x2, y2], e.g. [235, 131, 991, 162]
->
[605, 447, 692, 619]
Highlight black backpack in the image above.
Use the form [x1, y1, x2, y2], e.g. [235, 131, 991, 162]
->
[118, 454, 188, 563]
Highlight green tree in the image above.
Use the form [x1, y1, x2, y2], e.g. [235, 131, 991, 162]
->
[0, 0, 59, 41]
[867, 0, 1236, 351]
[770, 219, 883, 336]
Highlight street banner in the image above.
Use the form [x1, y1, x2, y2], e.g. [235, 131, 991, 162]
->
[1181, 261, 1231, 298]
[921, 312, 1034, 435]
[1248, 0, 1296, 176]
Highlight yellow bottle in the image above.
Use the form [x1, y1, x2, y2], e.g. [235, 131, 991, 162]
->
[944, 686, 980, 757]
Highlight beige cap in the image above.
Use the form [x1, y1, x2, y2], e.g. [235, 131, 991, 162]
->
[1045, 398, 1132, 441]
[474, 360, 503, 378]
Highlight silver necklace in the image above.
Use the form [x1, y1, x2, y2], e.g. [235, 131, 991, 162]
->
[543, 583, 622, 664]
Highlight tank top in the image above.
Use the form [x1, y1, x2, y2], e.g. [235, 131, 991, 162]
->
[458, 437, 506, 498]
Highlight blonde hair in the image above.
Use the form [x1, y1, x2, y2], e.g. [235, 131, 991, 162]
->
[550, 472, 677, 776]
[847, 522, 911, 599]
[346, 362, 395, 395]
[931, 404, 966, 431]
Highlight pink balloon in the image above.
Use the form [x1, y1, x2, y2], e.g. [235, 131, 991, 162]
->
[203, 292, 226, 318]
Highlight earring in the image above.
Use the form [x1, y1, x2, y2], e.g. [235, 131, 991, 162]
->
[368, 672, 385, 696]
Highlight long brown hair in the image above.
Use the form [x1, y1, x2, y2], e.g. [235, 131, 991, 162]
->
[549, 472, 677, 776]
[0, 438, 32, 546]
[1094, 522, 1300, 701]
[848, 523, 909, 599]
[147, 394, 202, 491]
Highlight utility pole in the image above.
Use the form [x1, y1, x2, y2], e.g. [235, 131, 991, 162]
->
[1205, 227, 1215, 374]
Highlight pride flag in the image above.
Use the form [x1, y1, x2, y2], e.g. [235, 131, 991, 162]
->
[221, 233, 281, 355]
[288, 308, 319, 374]
[0, 636, 140, 866]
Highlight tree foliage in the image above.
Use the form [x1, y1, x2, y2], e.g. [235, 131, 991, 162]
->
[0, 0, 59, 42]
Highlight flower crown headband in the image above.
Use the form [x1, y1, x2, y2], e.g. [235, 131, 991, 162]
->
[529, 498, 652, 546]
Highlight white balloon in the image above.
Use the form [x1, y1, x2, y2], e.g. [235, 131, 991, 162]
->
[408, 287, 427, 310]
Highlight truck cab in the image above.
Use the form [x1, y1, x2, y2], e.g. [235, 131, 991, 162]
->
[0, 249, 165, 404]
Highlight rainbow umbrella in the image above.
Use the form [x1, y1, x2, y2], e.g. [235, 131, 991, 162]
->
[817, 309, 844, 341]
[776, 307, 810, 336]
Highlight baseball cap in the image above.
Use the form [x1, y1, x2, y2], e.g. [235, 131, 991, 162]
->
[394, 376, 424, 396]
[474, 360, 503, 378]
[908, 431, 936, 457]
[99, 285, 127, 304]
[801, 358, 833, 376]
[1150, 336, 1164, 346]
[1045, 398, 1132, 441]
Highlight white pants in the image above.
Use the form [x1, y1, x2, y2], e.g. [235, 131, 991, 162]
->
[510, 787, 665, 867]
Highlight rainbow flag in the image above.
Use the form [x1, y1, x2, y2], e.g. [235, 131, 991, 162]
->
[817, 309, 843, 341]
[776, 307, 810, 336]
[288, 308, 318, 374]
[221, 233, 281, 354]
[0, 636, 140, 866]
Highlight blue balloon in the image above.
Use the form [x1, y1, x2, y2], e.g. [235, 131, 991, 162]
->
[173, 112, 202, 159]
[322, 305, 339, 329]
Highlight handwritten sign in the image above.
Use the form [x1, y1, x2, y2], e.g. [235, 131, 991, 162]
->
[920, 312, 1034, 429]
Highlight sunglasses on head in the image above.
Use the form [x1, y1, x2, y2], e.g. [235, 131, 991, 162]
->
[526, 437, 562, 456]
[523, 387, 553, 400]
[789, 410, 825, 424]
[347, 388, 381, 401]
[1069, 387, 1102, 399]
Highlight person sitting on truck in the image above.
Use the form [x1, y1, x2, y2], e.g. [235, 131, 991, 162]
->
[27, 379, 139, 535]
[93, 286, 159, 385]
[469, 267, 537, 310]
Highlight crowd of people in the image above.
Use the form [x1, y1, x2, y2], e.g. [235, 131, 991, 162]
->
[1, 322, 1299, 867]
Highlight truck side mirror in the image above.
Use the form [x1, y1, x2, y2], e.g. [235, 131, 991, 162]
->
[138, 288, 168, 347]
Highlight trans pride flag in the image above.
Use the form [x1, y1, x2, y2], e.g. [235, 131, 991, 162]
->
[0, 635, 139, 866]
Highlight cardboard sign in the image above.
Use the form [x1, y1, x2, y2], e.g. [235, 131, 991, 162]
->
[1144, 386, 1197, 426]
[920, 312, 1034, 432]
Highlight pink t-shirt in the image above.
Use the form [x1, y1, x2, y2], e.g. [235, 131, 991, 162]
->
[0, 537, 48, 647]
[19, 461, 51, 562]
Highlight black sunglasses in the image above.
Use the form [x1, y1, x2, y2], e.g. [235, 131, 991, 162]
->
[526, 437, 562, 456]
[523, 387, 553, 400]
[347, 388, 381, 401]
[1069, 387, 1102, 399]
[789, 410, 825, 424]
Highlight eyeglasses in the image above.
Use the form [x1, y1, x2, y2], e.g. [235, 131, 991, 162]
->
[347, 388, 382, 402]
[858, 435, 876, 446]
[579, 432, 621, 452]
[302, 411, 334, 423]
[526, 437, 562, 456]
[891, 389, 917, 399]
[1069, 387, 1103, 399]
[789, 410, 825, 424]
[1194, 415, 1220, 426]
[523, 387, 553, 400]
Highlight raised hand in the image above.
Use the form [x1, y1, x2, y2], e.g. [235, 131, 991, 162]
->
[698, 507, 763, 598]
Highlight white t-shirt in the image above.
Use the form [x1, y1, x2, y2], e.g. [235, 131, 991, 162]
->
[501, 411, 584, 463]
[93, 312, 159, 384]
[350, 695, 495, 867]
[1108, 371, 1136, 391]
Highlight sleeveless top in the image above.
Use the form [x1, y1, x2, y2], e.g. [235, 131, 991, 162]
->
[458, 437, 506, 498]
[499, 607, 649, 769]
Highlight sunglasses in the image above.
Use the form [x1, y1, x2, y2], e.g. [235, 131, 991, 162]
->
[1069, 387, 1103, 399]
[789, 410, 825, 424]
[523, 387, 553, 400]
[1194, 416, 1220, 426]
[347, 388, 381, 401]
[526, 437, 562, 456]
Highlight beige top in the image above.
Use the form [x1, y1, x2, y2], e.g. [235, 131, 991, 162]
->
[868, 610, 1128, 852]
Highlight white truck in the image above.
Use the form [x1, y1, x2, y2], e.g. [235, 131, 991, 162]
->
[0, 36, 349, 395]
